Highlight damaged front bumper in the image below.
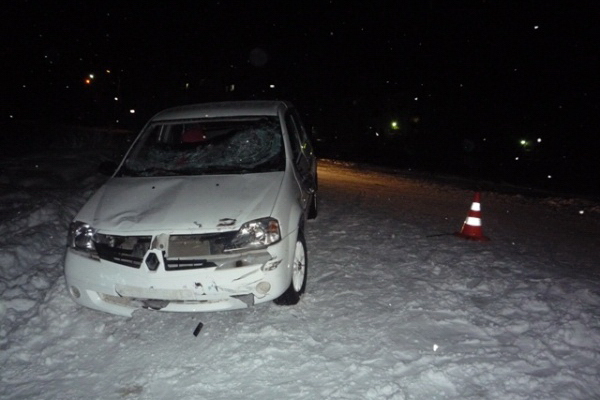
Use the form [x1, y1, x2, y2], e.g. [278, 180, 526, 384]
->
[64, 239, 291, 317]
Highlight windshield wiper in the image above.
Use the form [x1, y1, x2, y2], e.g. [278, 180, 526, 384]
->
[119, 164, 280, 177]
[205, 163, 284, 174]
[204, 166, 252, 174]
[119, 166, 181, 177]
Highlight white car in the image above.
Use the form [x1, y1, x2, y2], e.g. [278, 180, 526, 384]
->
[64, 101, 317, 317]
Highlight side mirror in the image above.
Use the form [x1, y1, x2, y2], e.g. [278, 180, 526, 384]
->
[98, 161, 118, 176]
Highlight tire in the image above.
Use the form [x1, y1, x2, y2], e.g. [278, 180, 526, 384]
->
[307, 192, 318, 220]
[274, 231, 307, 305]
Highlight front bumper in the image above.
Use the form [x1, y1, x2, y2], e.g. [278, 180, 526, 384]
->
[64, 239, 291, 317]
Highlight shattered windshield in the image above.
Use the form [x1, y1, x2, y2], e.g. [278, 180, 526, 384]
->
[119, 116, 284, 177]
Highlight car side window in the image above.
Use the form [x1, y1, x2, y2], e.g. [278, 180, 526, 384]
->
[292, 110, 314, 158]
[286, 111, 314, 179]
[285, 113, 303, 164]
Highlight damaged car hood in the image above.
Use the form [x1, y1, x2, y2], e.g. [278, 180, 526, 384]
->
[77, 172, 285, 232]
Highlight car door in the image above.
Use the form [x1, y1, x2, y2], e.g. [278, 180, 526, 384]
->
[285, 110, 315, 211]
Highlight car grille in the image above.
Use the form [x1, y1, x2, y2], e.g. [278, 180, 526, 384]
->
[94, 232, 238, 269]
[164, 233, 237, 270]
[95, 235, 152, 268]
[168, 232, 237, 257]
[164, 258, 217, 271]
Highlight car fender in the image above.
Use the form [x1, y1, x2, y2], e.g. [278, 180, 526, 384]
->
[271, 169, 304, 275]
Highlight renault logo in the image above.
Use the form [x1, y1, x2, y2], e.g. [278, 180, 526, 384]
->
[145, 252, 160, 271]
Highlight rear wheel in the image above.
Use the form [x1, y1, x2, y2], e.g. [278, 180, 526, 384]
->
[274, 231, 307, 305]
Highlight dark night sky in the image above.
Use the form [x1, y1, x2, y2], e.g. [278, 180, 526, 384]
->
[2, 0, 600, 192]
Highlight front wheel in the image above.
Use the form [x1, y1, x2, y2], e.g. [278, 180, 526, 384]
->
[274, 231, 307, 305]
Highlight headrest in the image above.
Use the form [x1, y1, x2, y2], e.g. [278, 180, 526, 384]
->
[181, 128, 206, 143]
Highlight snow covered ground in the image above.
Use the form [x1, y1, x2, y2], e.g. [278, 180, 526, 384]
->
[1, 145, 600, 399]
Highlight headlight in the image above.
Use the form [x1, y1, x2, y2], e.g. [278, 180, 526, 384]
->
[228, 217, 281, 251]
[68, 221, 97, 252]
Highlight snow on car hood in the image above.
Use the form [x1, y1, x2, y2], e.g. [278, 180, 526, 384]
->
[77, 172, 285, 233]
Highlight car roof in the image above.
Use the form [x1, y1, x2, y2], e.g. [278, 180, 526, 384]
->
[151, 100, 292, 121]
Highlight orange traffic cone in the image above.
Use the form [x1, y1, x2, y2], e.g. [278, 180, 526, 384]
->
[455, 192, 490, 241]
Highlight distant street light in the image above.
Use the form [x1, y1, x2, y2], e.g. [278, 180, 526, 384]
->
[519, 139, 533, 152]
